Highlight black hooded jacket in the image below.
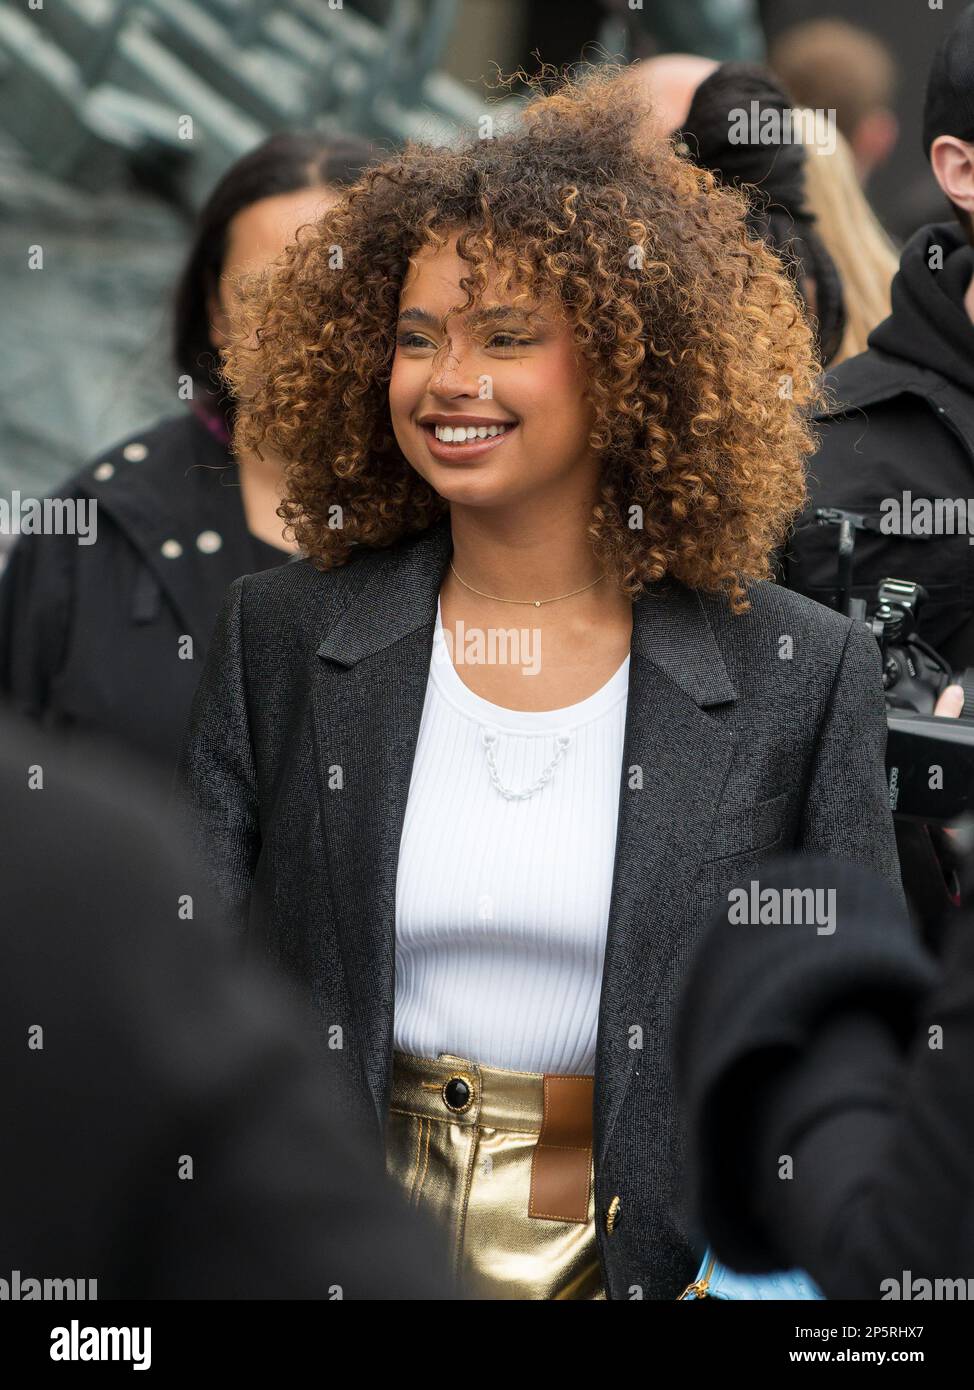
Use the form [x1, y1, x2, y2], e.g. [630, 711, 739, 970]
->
[785, 220, 974, 671]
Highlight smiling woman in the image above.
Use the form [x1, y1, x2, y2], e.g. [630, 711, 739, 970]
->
[220, 64, 818, 605]
[177, 65, 906, 1301]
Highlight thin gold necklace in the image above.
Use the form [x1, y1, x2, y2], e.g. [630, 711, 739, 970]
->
[449, 560, 605, 608]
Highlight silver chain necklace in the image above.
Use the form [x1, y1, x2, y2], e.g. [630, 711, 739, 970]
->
[480, 725, 574, 800]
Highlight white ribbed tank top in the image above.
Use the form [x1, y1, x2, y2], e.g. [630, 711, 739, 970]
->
[392, 597, 630, 1074]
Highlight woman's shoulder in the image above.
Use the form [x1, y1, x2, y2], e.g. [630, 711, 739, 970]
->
[695, 579, 880, 702]
[235, 536, 407, 634]
[687, 581, 886, 748]
[700, 578, 857, 651]
[238, 521, 443, 607]
[63, 411, 230, 496]
[0, 416, 210, 589]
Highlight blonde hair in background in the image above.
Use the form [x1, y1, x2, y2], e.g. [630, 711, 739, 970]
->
[800, 111, 900, 365]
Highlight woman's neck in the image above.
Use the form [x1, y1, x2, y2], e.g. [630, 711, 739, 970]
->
[235, 445, 300, 553]
[447, 505, 597, 597]
[443, 504, 632, 630]
[439, 503, 633, 708]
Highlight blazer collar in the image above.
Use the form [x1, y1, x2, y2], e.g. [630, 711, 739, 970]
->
[317, 516, 737, 708]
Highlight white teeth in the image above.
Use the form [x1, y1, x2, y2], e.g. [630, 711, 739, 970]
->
[432, 423, 512, 442]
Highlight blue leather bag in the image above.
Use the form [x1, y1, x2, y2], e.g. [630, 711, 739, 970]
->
[678, 1250, 825, 1300]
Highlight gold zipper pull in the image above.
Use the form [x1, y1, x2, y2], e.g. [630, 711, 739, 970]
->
[677, 1253, 717, 1300]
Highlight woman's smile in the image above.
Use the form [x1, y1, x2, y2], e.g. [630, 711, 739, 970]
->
[418, 413, 520, 463]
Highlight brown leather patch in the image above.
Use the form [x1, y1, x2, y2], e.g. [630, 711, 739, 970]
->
[529, 1075, 594, 1223]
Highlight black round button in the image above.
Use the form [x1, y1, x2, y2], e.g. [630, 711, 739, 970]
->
[443, 1076, 472, 1112]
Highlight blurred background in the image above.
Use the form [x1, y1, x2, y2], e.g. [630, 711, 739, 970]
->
[0, 0, 965, 499]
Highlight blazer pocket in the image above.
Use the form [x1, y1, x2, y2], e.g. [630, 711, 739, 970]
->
[702, 790, 791, 864]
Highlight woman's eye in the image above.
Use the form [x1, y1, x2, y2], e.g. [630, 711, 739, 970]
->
[487, 333, 535, 349]
[396, 333, 437, 349]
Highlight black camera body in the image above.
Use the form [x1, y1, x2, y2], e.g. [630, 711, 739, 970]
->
[815, 509, 974, 823]
[864, 578, 957, 714]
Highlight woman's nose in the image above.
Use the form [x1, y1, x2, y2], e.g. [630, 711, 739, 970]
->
[429, 344, 483, 397]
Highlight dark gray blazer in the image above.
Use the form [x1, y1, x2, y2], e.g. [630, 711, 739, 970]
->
[174, 513, 906, 1300]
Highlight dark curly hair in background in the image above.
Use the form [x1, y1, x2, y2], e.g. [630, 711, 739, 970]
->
[222, 65, 824, 612]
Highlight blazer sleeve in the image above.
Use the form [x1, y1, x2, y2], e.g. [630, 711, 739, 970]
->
[171, 575, 260, 935]
[799, 617, 906, 906]
[0, 528, 76, 720]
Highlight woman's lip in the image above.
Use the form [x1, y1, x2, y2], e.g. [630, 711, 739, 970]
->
[420, 421, 518, 462]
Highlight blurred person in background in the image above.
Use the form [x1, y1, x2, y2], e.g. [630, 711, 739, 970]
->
[785, 3, 974, 675]
[800, 123, 900, 365]
[784, 4, 974, 935]
[0, 131, 376, 777]
[768, 18, 899, 189]
[677, 63, 847, 368]
[677, 855, 973, 1300]
[0, 710, 452, 1299]
[628, 52, 718, 138]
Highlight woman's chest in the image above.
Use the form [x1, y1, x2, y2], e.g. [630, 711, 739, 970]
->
[394, 691, 628, 942]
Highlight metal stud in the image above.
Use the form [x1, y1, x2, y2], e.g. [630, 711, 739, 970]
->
[92, 462, 114, 481]
[123, 442, 148, 462]
[160, 539, 183, 559]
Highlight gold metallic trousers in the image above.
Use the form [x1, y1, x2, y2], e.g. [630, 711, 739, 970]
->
[385, 1050, 605, 1300]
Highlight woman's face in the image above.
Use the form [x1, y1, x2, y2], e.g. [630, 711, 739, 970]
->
[389, 236, 598, 511]
[208, 185, 338, 350]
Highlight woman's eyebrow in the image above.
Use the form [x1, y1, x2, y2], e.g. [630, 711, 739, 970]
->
[397, 308, 441, 329]
[467, 305, 539, 328]
[397, 306, 540, 329]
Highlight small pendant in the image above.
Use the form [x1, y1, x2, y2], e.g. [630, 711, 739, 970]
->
[534, 600, 541, 607]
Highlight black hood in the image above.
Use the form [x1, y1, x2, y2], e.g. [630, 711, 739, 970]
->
[869, 220, 974, 394]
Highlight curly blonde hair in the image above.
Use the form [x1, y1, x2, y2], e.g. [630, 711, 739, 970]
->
[222, 66, 823, 611]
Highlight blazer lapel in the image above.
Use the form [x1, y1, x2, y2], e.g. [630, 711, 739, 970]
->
[594, 584, 739, 1166]
[311, 519, 454, 1129]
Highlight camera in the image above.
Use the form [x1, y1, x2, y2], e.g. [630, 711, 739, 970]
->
[867, 577, 965, 714]
[815, 507, 974, 824]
